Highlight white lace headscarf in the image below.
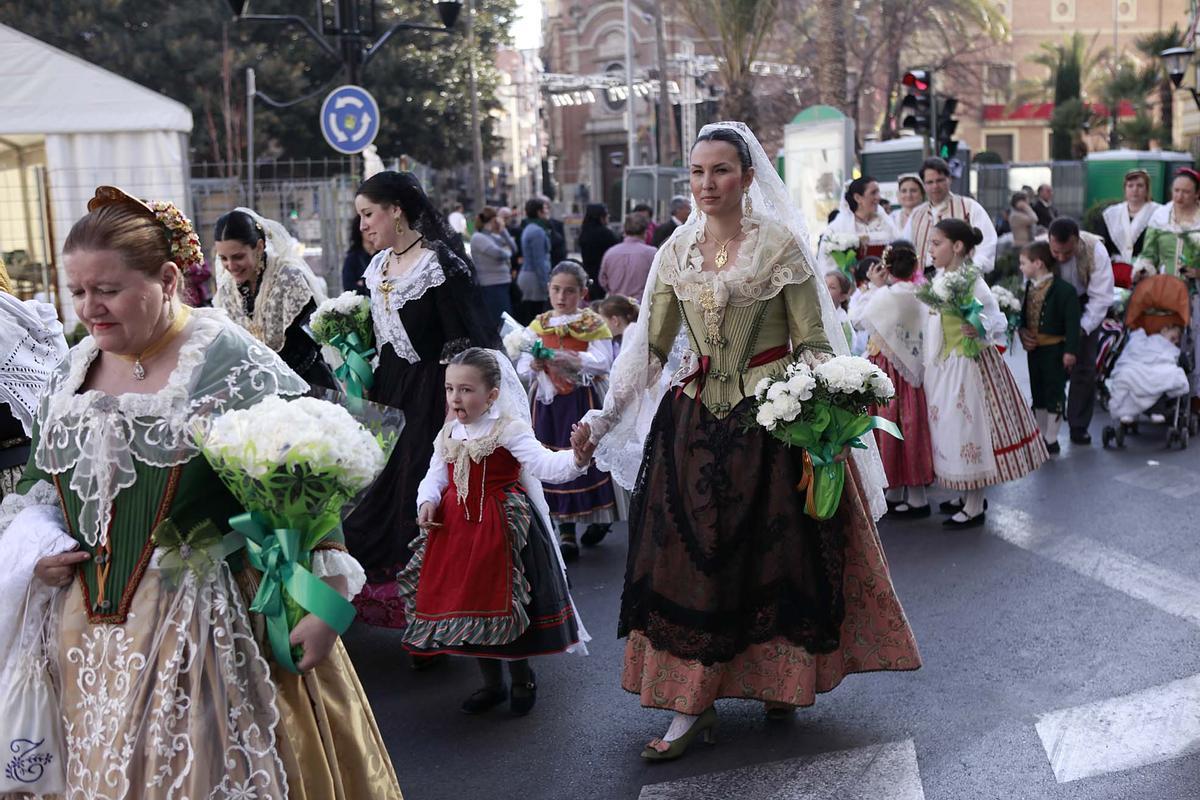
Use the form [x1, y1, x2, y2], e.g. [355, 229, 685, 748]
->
[214, 208, 329, 352]
[584, 121, 887, 520]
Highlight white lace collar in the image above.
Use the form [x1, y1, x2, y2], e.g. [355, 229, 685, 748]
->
[35, 308, 307, 547]
[448, 405, 503, 440]
[364, 248, 441, 364]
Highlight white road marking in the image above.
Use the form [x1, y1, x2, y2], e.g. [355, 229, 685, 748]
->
[637, 739, 925, 800]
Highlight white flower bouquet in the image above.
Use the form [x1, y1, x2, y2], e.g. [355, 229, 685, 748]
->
[311, 292, 375, 397]
[916, 265, 987, 358]
[195, 395, 394, 672]
[824, 231, 862, 276]
[751, 356, 900, 519]
[990, 285, 1023, 349]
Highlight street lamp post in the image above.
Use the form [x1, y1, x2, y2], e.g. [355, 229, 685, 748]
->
[1161, 46, 1200, 112]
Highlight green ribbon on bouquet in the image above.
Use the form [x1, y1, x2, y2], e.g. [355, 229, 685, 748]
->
[829, 249, 858, 279]
[329, 332, 376, 399]
[940, 298, 988, 359]
[773, 405, 903, 520]
[229, 512, 357, 674]
[529, 340, 556, 361]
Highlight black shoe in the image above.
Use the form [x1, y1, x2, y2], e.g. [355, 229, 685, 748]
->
[559, 525, 579, 563]
[410, 653, 448, 672]
[943, 510, 986, 529]
[1070, 428, 1092, 445]
[1046, 440, 1061, 455]
[580, 523, 610, 547]
[887, 503, 932, 520]
[460, 686, 508, 715]
[510, 671, 537, 716]
[939, 498, 988, 514]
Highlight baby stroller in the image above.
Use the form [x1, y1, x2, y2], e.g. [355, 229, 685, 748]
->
[1101, 274, 1196, 449]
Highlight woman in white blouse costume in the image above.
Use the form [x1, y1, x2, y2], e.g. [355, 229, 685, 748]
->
[818, 175, 899, 276]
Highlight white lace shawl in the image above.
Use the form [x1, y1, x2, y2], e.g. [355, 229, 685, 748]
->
[0, 293, 68, 435]
[363, 247, 441, 364]
[33, 308, 309, 548]
[583, 121, 888, 520]
[213, 209, 328, 353]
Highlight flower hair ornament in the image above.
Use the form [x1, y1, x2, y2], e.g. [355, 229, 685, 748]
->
[87, 185, 205, 272]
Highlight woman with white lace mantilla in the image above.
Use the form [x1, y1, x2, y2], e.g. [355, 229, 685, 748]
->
[345, 171, 500, 630]
[584, 123, 921, 760]
[11, 186, 402, 798]
[212, 207, 338, 391]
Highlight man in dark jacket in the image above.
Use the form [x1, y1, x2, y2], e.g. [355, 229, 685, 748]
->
[651, 196, 692, 248]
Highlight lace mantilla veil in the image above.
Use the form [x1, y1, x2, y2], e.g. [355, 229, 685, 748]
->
[214, 207, 329, 352]
[488, 349, 591, 653]
[585, 121, 888, 520]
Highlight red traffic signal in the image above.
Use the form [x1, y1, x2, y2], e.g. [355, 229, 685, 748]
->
[902, 70, 930, 93]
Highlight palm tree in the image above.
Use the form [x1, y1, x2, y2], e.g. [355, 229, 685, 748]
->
[1014, 32, 1109, 159]
[814, 0, 848, 116]
[1136, 24, 1184, 147]
[674, 0, 783, 130]
[1094, 57, 1160, 147]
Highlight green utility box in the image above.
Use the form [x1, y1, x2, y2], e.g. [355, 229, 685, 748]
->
[1085, 150, 1194, 206]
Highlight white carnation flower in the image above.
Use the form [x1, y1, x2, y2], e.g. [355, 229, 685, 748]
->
[756, 404, 779, 430]
[754, 377, 773, 400]
[772, 395, 803, 423]
[765, 382, 791, 404]
[785, 371, 816, 401]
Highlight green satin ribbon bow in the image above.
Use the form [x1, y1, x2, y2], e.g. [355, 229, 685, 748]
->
[153, 519, 245, 591]
[829, 249, 857, 279]
[330, 332, 376, 399]
[530, 340, 555, 361]
[941, 299, 987, 359]
[773, 406, 904, 520]
[229, 512, 357, 674]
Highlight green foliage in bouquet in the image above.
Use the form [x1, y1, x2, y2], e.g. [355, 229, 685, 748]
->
[311, 292, 376, 398]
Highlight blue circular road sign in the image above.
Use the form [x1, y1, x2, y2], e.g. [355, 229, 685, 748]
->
[320, 85, 381, 155]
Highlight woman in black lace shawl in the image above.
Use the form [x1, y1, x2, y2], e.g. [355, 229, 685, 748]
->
[346, 171, 500, 629]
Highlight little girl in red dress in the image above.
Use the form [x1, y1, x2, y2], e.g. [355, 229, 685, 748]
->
[397, 348, 594, 716]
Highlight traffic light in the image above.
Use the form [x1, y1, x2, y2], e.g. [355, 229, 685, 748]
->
[899, 70, 932, 135]
[936, 96, 959, 159]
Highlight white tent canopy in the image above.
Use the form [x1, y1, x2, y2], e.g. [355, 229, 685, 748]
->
[0, 23, 193, 324]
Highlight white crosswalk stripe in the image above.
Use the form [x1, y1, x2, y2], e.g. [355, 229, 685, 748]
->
[637, 739, 925, 800]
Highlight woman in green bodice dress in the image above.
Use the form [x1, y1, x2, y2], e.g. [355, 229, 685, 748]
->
[9, 186, 403, 799]
[584, 123, 920, 760]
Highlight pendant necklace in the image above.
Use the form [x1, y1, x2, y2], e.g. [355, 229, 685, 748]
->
[705, 226, 738, 269]
[117, 305, 192, 381]
[380, 234, 426, 302]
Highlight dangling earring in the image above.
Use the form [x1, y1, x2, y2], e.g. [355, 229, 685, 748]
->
[394, 215, 406, 235]
[743, 190, 753, 218]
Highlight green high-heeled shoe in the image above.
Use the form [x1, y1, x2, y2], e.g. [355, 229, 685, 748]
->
[640, 708, 718, 761]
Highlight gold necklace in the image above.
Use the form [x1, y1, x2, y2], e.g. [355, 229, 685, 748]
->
[705, 225, 738, 269]
[380, 234, 426, 302]
[115, 305, 191, 381]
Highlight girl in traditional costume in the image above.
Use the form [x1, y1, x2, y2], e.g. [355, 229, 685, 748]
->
[1017, 241, 1081, 455]
[923, 219, 1047, 528]
[13, 186, 402, 799]
[583, 123, 920, 761]
[517, 262, 618, 561]
[397, 348, 591, 716]
[851, 241, 935, 517]
[597, 294, 639, 359]
[818, 176, 900, 276]
[213, 208, 337, 391]
[344, 171, 499, 629]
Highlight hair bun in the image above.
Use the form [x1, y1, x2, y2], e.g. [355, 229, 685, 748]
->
[88, 185, 155, 218]
[971, 226, 984, 247]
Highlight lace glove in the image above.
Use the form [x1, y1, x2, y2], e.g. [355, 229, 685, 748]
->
[794, 346, 833, 369]
[582, 356, 663, 444]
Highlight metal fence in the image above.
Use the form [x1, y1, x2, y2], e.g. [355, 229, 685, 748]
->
[972, 161, 1087, 221]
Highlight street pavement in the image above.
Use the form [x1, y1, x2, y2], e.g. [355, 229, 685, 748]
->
[345, 351, 1200, 799]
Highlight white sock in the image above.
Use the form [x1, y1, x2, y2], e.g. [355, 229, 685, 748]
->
[963, 489, 986, 517]
[1044, 414, 1062, 442]
[663, 712, 700, 742]
[905, 485, 928, 507]
[886, 487, 904, 503]
[1034, 408, 1049, 437]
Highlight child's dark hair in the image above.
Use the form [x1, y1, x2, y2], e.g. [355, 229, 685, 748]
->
[854, 256, 879, 286]
[448, 347, 502, 390]
[550, 260, 589, 290]
[883, 240, 919, 280]
[1021, 241, 1056, 274]
[934, 218, 984, 252]
[598, 294, 639, 323]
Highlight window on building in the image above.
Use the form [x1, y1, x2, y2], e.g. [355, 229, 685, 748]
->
[984, 133, 1015, 163]
[984, 64, 1013, 104]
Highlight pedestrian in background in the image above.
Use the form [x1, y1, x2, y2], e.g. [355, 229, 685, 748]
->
[1032, 184, 1058, 228]
[631, 203, 657, 245]
[447, 202, 468, 239]
[599, 213, 657, 301]
[471, 206, 515, 327]
[577, 203, 620, 301]
[517, 198, 553, 322]
[342, 216, 373, 295]
[1008, 192, 1039, 247]
[652, 196, 692, 248]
